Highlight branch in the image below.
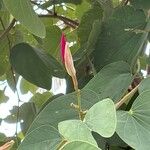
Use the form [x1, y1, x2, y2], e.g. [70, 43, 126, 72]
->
[0, 18, 16, 41]
[31, 1, 79, 28]
[115, 84, 139, 109]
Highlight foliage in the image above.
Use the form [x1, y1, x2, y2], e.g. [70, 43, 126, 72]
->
[0, 0, 150, 150]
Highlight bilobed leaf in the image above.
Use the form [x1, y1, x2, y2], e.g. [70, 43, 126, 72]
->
[94, 6, 146, 70]
[84, 61, 133, 102]
[116, 91, 150, 150]
[58, 120, 97, 146]
[3, 0, 46, 38]
[18, 125, 62, 150]
[10, 43, 64, 90]
[61, 141, 101, 150]
[84, 99, 116, 138]
[27, 90, 100, 133]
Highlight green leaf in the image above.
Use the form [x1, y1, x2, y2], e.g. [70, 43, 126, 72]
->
[58, 120, 97, 146]
[75, 0, 91, 19]
[20, 78, 38, 94]
[30, 92, 52, 109]
[139, 77, 150, 94]
[14, 25, 38, 46]
[20, 103, 37, 134]
[3, 0, 46, 38]
[27, 89, 100, 133]
[94, 6, 146, 70]
[75, 19, 102, 58]
[10, 43, 64, 90]
[18, 125, 62, 150]
[116, 91, 150, 149]
[61, 141, 101, 150]
[84, 98, 116, 138]
[37, 26, 62, 59]
[77, 2, 103, 46]
[84, 61, 133, 102]
[96, 0, 113, 19]
[86, 20, 102, 55]
[0, 90, 9, 103]
[129, 0, 150, 10]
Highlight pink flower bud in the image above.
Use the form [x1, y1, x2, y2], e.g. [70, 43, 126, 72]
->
[60, 33, 66, 63]
[64, 42, 76, 77]
[60, 33, 78, 90]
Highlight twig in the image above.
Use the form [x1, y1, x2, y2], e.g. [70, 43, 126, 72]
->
[31, 1, 79, 28]
[115, 85, 139, 109]
[0, 18, 16, 41]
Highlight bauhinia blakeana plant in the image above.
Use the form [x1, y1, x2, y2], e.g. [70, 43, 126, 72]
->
[0, 0, 150, 150]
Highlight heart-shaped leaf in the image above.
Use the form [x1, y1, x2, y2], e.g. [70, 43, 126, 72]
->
[58, 120, 97, 146]
[116, 90, 150, 150]
[84, 61, 133, 102]
[94, 6, 146, 70]
[84, 98, 117, 138]
[27, 89, 100, 133]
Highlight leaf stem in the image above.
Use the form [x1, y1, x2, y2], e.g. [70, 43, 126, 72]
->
[115, 85, 139, 109]
[57, 139, 67, 150]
